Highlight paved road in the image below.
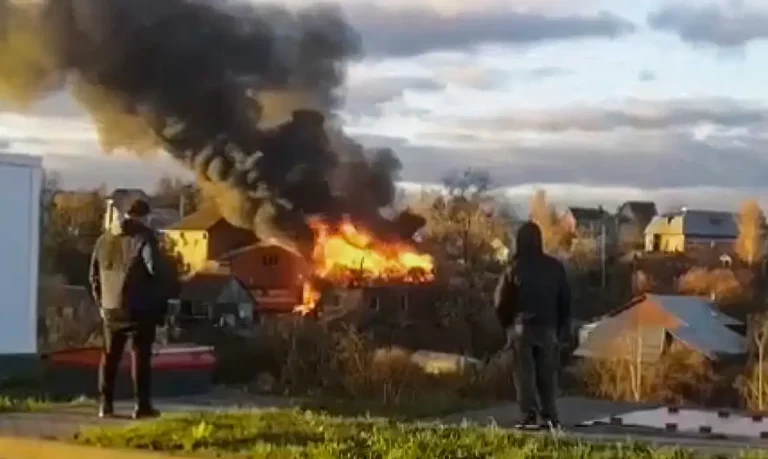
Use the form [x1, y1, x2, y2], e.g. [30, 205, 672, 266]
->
[1, 393, 766, 455]
[441, 396, 768, 454]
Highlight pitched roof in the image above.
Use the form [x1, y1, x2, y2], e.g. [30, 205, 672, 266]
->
[164, 206, 222, 231]
[179, 272, 247, 303]
[217, 240, 303, 260]
[567, 206, 608, 222]
[645, 210, 738, 238]
[620, 201, 657, 226]
[575, 294, 746, 360]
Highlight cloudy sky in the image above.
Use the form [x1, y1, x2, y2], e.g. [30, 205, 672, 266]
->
[3, 0, 768, 211]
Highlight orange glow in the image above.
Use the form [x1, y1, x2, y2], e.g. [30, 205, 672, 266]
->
[294, 217, 434, 314]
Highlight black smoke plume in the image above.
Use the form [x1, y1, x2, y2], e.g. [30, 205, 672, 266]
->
[0, 0, 411, 255]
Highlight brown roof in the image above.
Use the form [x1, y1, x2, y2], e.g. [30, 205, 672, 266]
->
[164, 206, 222, 231]
[179, 272, 245, 303]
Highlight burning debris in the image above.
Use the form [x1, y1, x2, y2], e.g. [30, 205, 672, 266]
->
[0, 0, 436, 309]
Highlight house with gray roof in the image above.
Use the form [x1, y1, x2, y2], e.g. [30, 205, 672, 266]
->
[644, 208, 738, 253]
[575, 294, 746, 362]
[616, 201, 657, 250]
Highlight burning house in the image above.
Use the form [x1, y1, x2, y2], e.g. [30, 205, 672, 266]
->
[0, 1, 439, 318]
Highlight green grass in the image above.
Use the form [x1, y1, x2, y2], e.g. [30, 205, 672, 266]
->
[297, 394, 489, 421]
[75, 409, 746, 458]
[0, 396, 52, 413]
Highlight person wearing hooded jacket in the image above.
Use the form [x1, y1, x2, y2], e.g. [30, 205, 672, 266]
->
[89, 198, 177, 419]
[494, 220, 571, 430]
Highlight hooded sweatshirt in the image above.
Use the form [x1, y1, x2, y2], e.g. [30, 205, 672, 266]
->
[494, 221, 571, 333]
[89, 218, 167, 323]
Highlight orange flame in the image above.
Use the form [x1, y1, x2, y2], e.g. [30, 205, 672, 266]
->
[294, 217, 434, 314]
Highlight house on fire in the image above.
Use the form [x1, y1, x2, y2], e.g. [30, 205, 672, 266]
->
[644, 209, 738, 253]
[161, 206, 256, 273]
[216, 241, 307, 313]
[575, 294, 746, 362]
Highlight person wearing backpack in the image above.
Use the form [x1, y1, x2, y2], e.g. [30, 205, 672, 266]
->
[89, 198, 178, 419]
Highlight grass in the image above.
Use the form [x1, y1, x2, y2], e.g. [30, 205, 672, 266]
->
[0, 396, 53, 413]
[297, 394, 489, 421]
[75, 409, 747, 458]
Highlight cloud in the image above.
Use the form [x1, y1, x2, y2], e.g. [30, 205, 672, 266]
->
[343, 75, 445, 116]
[459, 98, 768, 132]
[346, 6, 636, 58]
[648, 2, 768, 47]
[346, 97, 768, 198]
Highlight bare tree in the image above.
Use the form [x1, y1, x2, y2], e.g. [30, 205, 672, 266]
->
[441, 168, 492, 199]
[738, 313, 768, 411]
[736, 200, 766, 266]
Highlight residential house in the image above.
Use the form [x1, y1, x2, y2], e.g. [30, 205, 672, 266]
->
[317, 284, 494, 355]
[561, 206, 616, 250]
[575, 294, 746, 362]
[616, 201, 657, 250]
[103, 188, 180, 231]
[161, 206, 256, 273]
[216, 242, 307, 313]
[644, 209, 738, 253]
[168, 272, 257, 343]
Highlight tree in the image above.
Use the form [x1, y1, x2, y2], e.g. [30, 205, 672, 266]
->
[43, 188, 105, 285]
[736, 200, 766, 266]
[441, 168, 492, 199]
[738, 313, 768, 411]
[529, 189, 573, 254]
[676, 267, 746, 306]
[152, 175, 201, 215]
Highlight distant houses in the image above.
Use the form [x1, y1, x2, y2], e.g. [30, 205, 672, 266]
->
[644, 209, 738, 253]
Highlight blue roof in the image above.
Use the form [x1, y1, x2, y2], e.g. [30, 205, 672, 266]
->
[576, 294, 746, 360]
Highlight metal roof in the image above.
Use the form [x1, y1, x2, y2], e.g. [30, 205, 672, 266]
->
[649, 295, 745, 358]
[575, 294, 746, 360]
[645, 210, 738, 238]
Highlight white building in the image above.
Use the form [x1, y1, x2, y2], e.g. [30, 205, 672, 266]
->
[0, 153, 43, 372]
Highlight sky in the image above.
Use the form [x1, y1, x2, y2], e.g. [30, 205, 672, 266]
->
[2, 0, 768, 211]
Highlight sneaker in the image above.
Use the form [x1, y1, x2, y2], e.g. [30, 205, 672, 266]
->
[542, 419, 563, 432]
[98, 401, 114, 419]
[514, 414, 539, 430]
[132, 405, 161, 420]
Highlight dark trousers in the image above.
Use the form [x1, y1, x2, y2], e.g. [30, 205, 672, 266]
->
[511, 324, 560, 422]
[98, 319, 156, 407]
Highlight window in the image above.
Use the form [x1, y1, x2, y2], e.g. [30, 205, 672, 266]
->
[400, 294, 409, 312]
[262, 255, 279, 266]
[369, 296, 380, 311]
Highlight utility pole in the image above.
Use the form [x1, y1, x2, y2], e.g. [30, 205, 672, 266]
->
[600, 221, 607, 289]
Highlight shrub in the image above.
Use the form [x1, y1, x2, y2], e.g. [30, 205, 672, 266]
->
[578, 342, 715, 404]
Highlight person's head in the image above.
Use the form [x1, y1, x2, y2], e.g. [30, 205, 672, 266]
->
[515, 220, 543, 258]
[124, 198, 151, 225]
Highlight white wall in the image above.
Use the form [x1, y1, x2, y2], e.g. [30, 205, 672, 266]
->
[0, 153, 42, 355]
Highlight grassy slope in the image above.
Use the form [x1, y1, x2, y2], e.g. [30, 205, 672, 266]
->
[74, 410, 751, 459]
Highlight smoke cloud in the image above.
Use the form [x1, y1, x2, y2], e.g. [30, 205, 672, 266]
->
[0, 0, 407, 255]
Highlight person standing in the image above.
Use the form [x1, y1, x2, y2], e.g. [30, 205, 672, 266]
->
[494, 221, 571, 430]
[89, 198, 176, 419]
